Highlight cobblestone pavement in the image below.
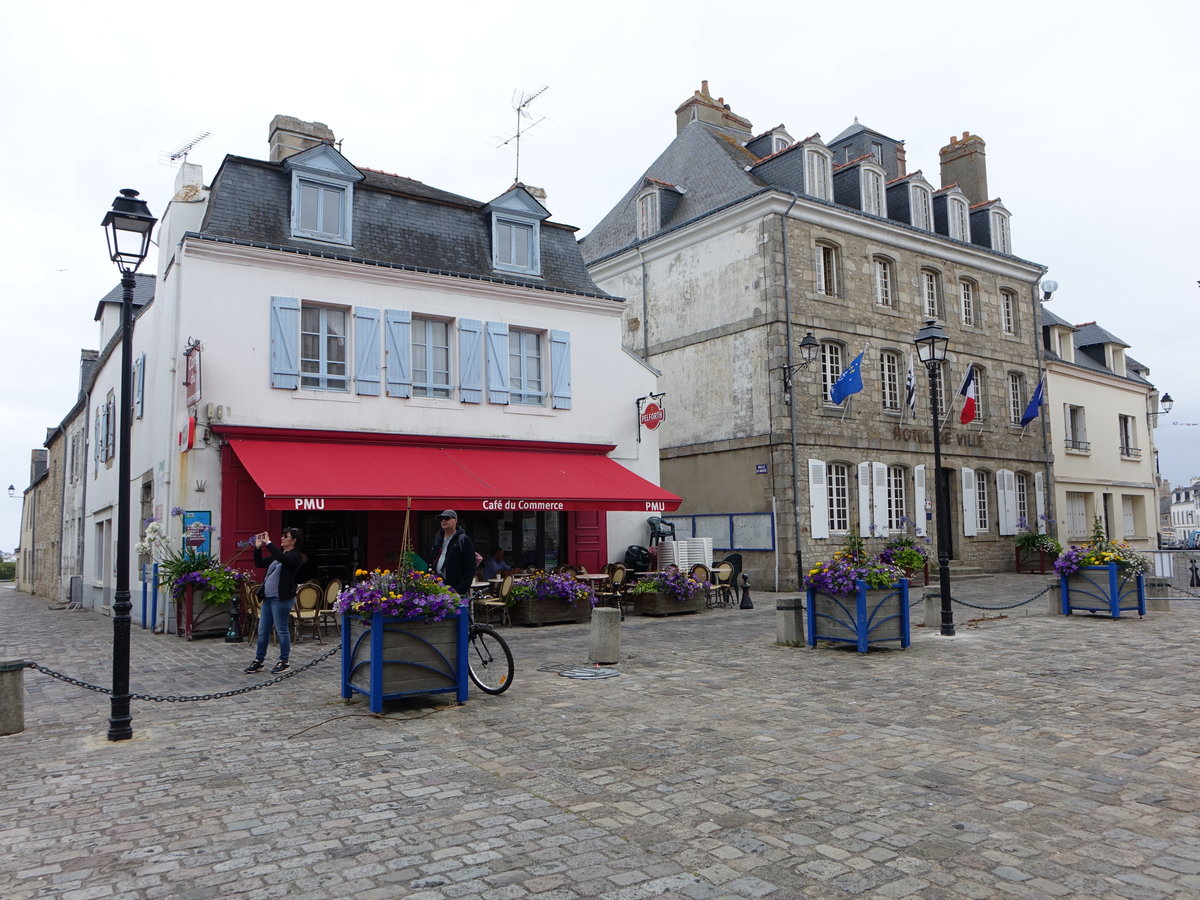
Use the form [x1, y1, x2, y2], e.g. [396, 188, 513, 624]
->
[2, 578, 1199, 900]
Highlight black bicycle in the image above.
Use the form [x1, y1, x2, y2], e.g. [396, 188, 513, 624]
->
[466, 595, 514, 694]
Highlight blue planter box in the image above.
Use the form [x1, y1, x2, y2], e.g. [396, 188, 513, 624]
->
[341, 612, 468, 713]
[1060, 563, 1145, 618]
[806, 580, 910, 653]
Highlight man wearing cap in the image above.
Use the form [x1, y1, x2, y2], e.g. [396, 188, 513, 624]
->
[428, 510, 476, 596]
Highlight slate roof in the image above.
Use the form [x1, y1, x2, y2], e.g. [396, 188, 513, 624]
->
[1073, 321, 1130, 349]
[829, 118, 902, 145]
[1042, 312, 1151, 385]
[93, 273, 156, 320]
[580, 122, 768, 264]
[196, 155, 614, 300]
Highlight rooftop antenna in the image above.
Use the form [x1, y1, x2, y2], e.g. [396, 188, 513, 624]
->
[496, 86, 548, 184]
[160, 131, 211, 167]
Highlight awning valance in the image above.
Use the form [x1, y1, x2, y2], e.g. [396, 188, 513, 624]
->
[226, 437, 681, 513]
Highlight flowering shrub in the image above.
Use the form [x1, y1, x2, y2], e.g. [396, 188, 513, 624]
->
[805, 551, 904, 595]
[335, 568, 464, 621]
[506, 571, 598, 607]
[1015, 531, 1063, 556]
[629, 567, 706, 602]
[1053, 517, 1148, 578]
[136, 513, 250, 606]
[879, 537, 929, 573]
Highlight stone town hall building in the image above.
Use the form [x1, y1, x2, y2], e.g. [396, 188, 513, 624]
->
[582, 82, 1052, 588]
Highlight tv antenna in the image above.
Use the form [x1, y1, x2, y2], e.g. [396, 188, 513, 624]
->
[496, 86, 548, 183]
[160, 131, 211, 166]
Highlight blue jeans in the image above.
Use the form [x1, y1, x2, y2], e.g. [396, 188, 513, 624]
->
[256, 597, 295, 663]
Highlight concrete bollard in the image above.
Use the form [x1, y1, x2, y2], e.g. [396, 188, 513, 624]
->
[588, 607, 621, 665]
[0, 660, 27, 736]
[776, 598, 804, 646]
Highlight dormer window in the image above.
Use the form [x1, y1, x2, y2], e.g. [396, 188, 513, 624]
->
[283, 143, 364, 246]
[991, 208, 1012, 253]
[773, 135, 791, 154]
[804, 147, 833, 201]
[949, 195, 971, 241]
[911, 184, 933, 231]
[861, 165, 886, 216]
[637, 190, 660, 239]
[486, 186, 550, 277]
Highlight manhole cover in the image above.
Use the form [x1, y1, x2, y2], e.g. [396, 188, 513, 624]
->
[537, 663, 620, 679]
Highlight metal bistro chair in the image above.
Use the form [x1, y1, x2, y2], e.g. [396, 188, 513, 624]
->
[710, 561, 735, 608]
[597, 563, 630, 618]
[689, 563, 714, 608]
[475, 574, 512, 626]
[647, 516, 676, 547]
[240, 581, 262, 640]
[318, 579, 342, 638]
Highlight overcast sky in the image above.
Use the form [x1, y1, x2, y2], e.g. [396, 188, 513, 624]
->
[3, 0, 1197, 551]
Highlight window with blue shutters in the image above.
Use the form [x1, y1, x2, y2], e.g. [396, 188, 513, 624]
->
[508, 329, 544, 405]
[300, 305, 348, 391]
[412, 317, 452, 399]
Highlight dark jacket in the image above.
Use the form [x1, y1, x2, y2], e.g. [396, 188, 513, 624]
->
[428, 527, 476, 595]
[254, 543, 303, 601]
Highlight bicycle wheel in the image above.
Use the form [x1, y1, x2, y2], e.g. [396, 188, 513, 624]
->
[467, 624, 514, 695]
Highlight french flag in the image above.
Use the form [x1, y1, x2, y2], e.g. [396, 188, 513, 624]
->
[959, 367, 977, 425]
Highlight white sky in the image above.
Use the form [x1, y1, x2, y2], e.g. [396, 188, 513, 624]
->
[3, 0, 1198, 551]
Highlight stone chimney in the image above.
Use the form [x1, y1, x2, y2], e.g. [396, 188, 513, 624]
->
[268, 115, 336, 163]
[938, 131, 987, 206]
[674, 80, 753, 138]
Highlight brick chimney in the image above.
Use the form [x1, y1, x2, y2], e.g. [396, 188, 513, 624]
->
[938, 131, 987, 206]
[268, 115, 336, 163]
[674, 80, 753, 138]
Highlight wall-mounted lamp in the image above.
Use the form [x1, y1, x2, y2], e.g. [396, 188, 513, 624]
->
[1150, 392, 1174, 423]
[1041, 279, 1058, 302]
[7, 484, 15, 499]
[782, 331, 820, 395]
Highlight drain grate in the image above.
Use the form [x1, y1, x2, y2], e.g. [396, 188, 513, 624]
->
[537, 663, 620, 679]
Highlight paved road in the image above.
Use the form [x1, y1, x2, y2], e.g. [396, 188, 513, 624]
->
[2, 579, 1198, 899]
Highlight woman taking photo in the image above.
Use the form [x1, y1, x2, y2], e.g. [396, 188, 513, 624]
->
[244, 527, 304, 675]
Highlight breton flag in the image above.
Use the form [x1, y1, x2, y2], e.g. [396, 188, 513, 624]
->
[959, 366, 978, 425]
[829, 350, 865, 405]
[905, 354, 918, 417]
[1020, 377, 1045, 427]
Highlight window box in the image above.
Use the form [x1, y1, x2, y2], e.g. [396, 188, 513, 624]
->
[805, 580, 911, 653]
[341, 613, 468, 713]
[1060, 563, 1146, 618]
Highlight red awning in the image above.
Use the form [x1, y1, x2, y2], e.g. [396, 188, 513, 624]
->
[226, 437, 681, 513]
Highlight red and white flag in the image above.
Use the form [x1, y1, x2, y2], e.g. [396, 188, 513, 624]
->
[959, 367, 977, 425]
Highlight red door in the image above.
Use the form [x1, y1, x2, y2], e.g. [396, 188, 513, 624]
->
[569, 511, 606, 571]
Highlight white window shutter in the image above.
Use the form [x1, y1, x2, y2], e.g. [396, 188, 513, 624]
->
[1034, 471, 1046, 532]
[808, 459, 828, 540]
[997, 469, 1018, 536]
[858, 462, 872, 537]
[913, 465, 927, 536]
[961, 467, 978, 537]
[872, 462, 888, 536]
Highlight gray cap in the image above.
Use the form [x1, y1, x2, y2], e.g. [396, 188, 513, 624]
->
[438, 510, 458, 519]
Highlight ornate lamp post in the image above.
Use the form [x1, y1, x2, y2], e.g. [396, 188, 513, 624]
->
[101, 189, 157, 741]
[914, 319, 954, 637]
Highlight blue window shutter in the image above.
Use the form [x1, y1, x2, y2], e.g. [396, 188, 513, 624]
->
[134, 352, 146, 418]
[550, 330, 572, 410]
[486, 321, 510, 404]
[353, 307, 381, 396]
[384, 309, 412, 398]
[458, 319, 483, 404]
[269, 296, 300, 389]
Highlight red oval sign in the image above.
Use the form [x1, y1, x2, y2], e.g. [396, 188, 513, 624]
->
[639, 402, 665, 429]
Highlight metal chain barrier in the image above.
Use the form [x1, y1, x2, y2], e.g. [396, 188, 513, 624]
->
[24, 643, 341, 703]
[909, 583, 1054, 612]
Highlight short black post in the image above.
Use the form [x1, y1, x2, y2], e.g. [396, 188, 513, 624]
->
[225, 595, 244, 642]
[739, 573, 753, 609]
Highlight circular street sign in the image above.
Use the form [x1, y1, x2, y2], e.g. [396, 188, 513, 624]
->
[640, 402, 665, 430]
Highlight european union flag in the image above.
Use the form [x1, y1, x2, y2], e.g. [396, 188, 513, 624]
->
[829, 351, 865, 405]
[1020, 377, 1045, 427]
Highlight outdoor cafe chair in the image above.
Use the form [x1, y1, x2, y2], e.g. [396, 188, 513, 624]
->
[318, 579, 342, 637]
[475, 574, 511, 626]
[710, 561, 735, 608]
[292, 582, 324, 643]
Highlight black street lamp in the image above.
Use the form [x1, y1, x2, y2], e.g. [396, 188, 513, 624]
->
[914, 318, 955, 637]
[101, 189, 157, 741]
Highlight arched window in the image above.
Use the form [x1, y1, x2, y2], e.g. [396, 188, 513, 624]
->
[920, 269, 942, 319]
[975, 470, 992, 532]
[959, 279, 977, 326]
[820, 341, 844, 404]
[805, 148, 833, 201]
[879, 350, 901, 412]
[636, 190, 660, 239]
[911, 184, 934, 230]
[1007, 372, 1026, 424]
[873, 257, 895, 308]
[1000, 289, 1018, 335]
[966, 364, 986, 422]
[827, 463, 851, 533]
[991, 209, 1012, 253]
[815, 242, 839, 296]
[886, 465, 908, 532]
[948, 194, 971, 242]
[1015, 471, 1030, 530]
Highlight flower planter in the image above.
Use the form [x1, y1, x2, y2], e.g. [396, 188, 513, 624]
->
[175, 586, 232, 640]
[1060, 563, 1145, 618]
[1015, 547, 1056, 574]
[806, 579, 910, 653]
[631, 590, 706, 617]
[509, 594, 594, 626]
[341, 613, 468, 713]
